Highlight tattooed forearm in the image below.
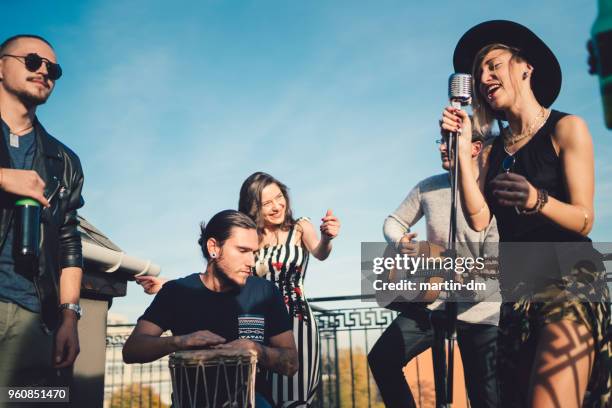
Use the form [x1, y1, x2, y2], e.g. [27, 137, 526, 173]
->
[258, 344, 298, 376]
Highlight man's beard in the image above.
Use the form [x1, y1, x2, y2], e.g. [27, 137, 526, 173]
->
[211, 261, 242, 291]
[4, 80, 50, 108]
[15, 88, 49, 108]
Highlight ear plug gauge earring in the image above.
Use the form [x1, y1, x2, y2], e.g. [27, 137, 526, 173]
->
[523, 72, 529, 80]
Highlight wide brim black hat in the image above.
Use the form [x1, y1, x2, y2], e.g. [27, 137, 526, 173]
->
[453, 20, 561, 108]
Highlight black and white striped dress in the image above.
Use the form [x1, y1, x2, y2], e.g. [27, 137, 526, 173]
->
[255, 218, 320, 407]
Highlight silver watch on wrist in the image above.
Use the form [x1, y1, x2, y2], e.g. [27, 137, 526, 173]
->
[59, 303, 83, 320]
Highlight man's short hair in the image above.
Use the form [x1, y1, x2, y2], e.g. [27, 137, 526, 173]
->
[0, 35, 54, 55]
[198, 210, 257, 260]
[471, 132, 487, 143]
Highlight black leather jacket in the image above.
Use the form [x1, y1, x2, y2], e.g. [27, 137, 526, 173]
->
[0, 119, 84, 331]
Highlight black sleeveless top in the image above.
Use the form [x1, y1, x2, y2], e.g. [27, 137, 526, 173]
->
[484, 110, 600, 294]
[485, 110, 589, 243]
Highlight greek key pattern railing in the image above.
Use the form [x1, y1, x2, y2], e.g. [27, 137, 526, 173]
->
[315, 307, 398, 331]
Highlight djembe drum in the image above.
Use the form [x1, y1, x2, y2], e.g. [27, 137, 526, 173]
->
[169, 348, 257, 407]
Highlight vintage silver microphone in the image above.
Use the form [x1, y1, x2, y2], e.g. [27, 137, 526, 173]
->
[448, 73, 472, 109]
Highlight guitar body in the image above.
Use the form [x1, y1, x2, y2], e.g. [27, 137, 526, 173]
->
[374, 243, 498, 311]
[375, 244, 442, 308]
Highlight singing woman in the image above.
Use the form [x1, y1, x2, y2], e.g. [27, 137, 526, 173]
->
[440, 20, 610, 407]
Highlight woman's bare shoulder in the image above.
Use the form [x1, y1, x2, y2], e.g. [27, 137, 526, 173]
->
[554, 114, 591, 150]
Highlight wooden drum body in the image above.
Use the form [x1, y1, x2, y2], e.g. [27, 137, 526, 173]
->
[169, 349, 257, 407]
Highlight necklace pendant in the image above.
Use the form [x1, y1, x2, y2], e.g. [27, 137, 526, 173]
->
[9, 133, 19, 148]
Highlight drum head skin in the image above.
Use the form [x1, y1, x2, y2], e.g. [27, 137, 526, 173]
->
[170, 348, 258, 367]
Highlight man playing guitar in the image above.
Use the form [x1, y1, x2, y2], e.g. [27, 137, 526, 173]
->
[368, 129, 500, 408]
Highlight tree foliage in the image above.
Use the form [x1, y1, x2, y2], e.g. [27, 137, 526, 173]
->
[109, 384, 170, 408]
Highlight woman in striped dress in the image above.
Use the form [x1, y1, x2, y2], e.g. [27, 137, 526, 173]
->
[239, 172, 340, 407]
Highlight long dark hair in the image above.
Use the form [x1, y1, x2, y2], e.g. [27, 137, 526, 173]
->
[238, 172, 296, 239]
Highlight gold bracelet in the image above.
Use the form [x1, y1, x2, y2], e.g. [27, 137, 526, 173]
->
[469, 202, 486, 216]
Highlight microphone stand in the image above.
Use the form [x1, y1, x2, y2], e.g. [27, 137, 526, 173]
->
[431, 107, 462, 408]
[446, 128, 460, 405]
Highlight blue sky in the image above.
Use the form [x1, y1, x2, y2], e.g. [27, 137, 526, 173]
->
[3, 0, 609, 321]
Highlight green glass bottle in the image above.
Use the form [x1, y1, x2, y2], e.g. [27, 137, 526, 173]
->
[15, 198, 41, 259]
[592, 0, 612, 128]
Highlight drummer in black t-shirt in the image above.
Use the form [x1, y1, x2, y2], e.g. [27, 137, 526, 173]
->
[122, 210, 298, 406]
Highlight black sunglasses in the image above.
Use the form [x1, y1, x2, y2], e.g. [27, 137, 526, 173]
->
[1, 53, 62, 80]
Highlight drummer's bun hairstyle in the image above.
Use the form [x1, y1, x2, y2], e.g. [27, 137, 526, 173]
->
[198, 210, 257, 261]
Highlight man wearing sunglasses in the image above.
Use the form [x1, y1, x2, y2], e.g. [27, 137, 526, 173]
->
[368, 127, 501, 408]
[0, 34, 84, 391]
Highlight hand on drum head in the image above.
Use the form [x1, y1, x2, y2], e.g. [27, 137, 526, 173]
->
[176, 330, 226, 349]
[214, 339, 262, 358]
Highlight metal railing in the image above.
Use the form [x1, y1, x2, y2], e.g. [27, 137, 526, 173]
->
[312, 301, 398, 407]
[105, 326, 172, 408]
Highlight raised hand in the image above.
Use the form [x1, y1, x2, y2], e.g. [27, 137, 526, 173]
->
[320, 209, 340, 240]
[440, 106, 473, 163]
